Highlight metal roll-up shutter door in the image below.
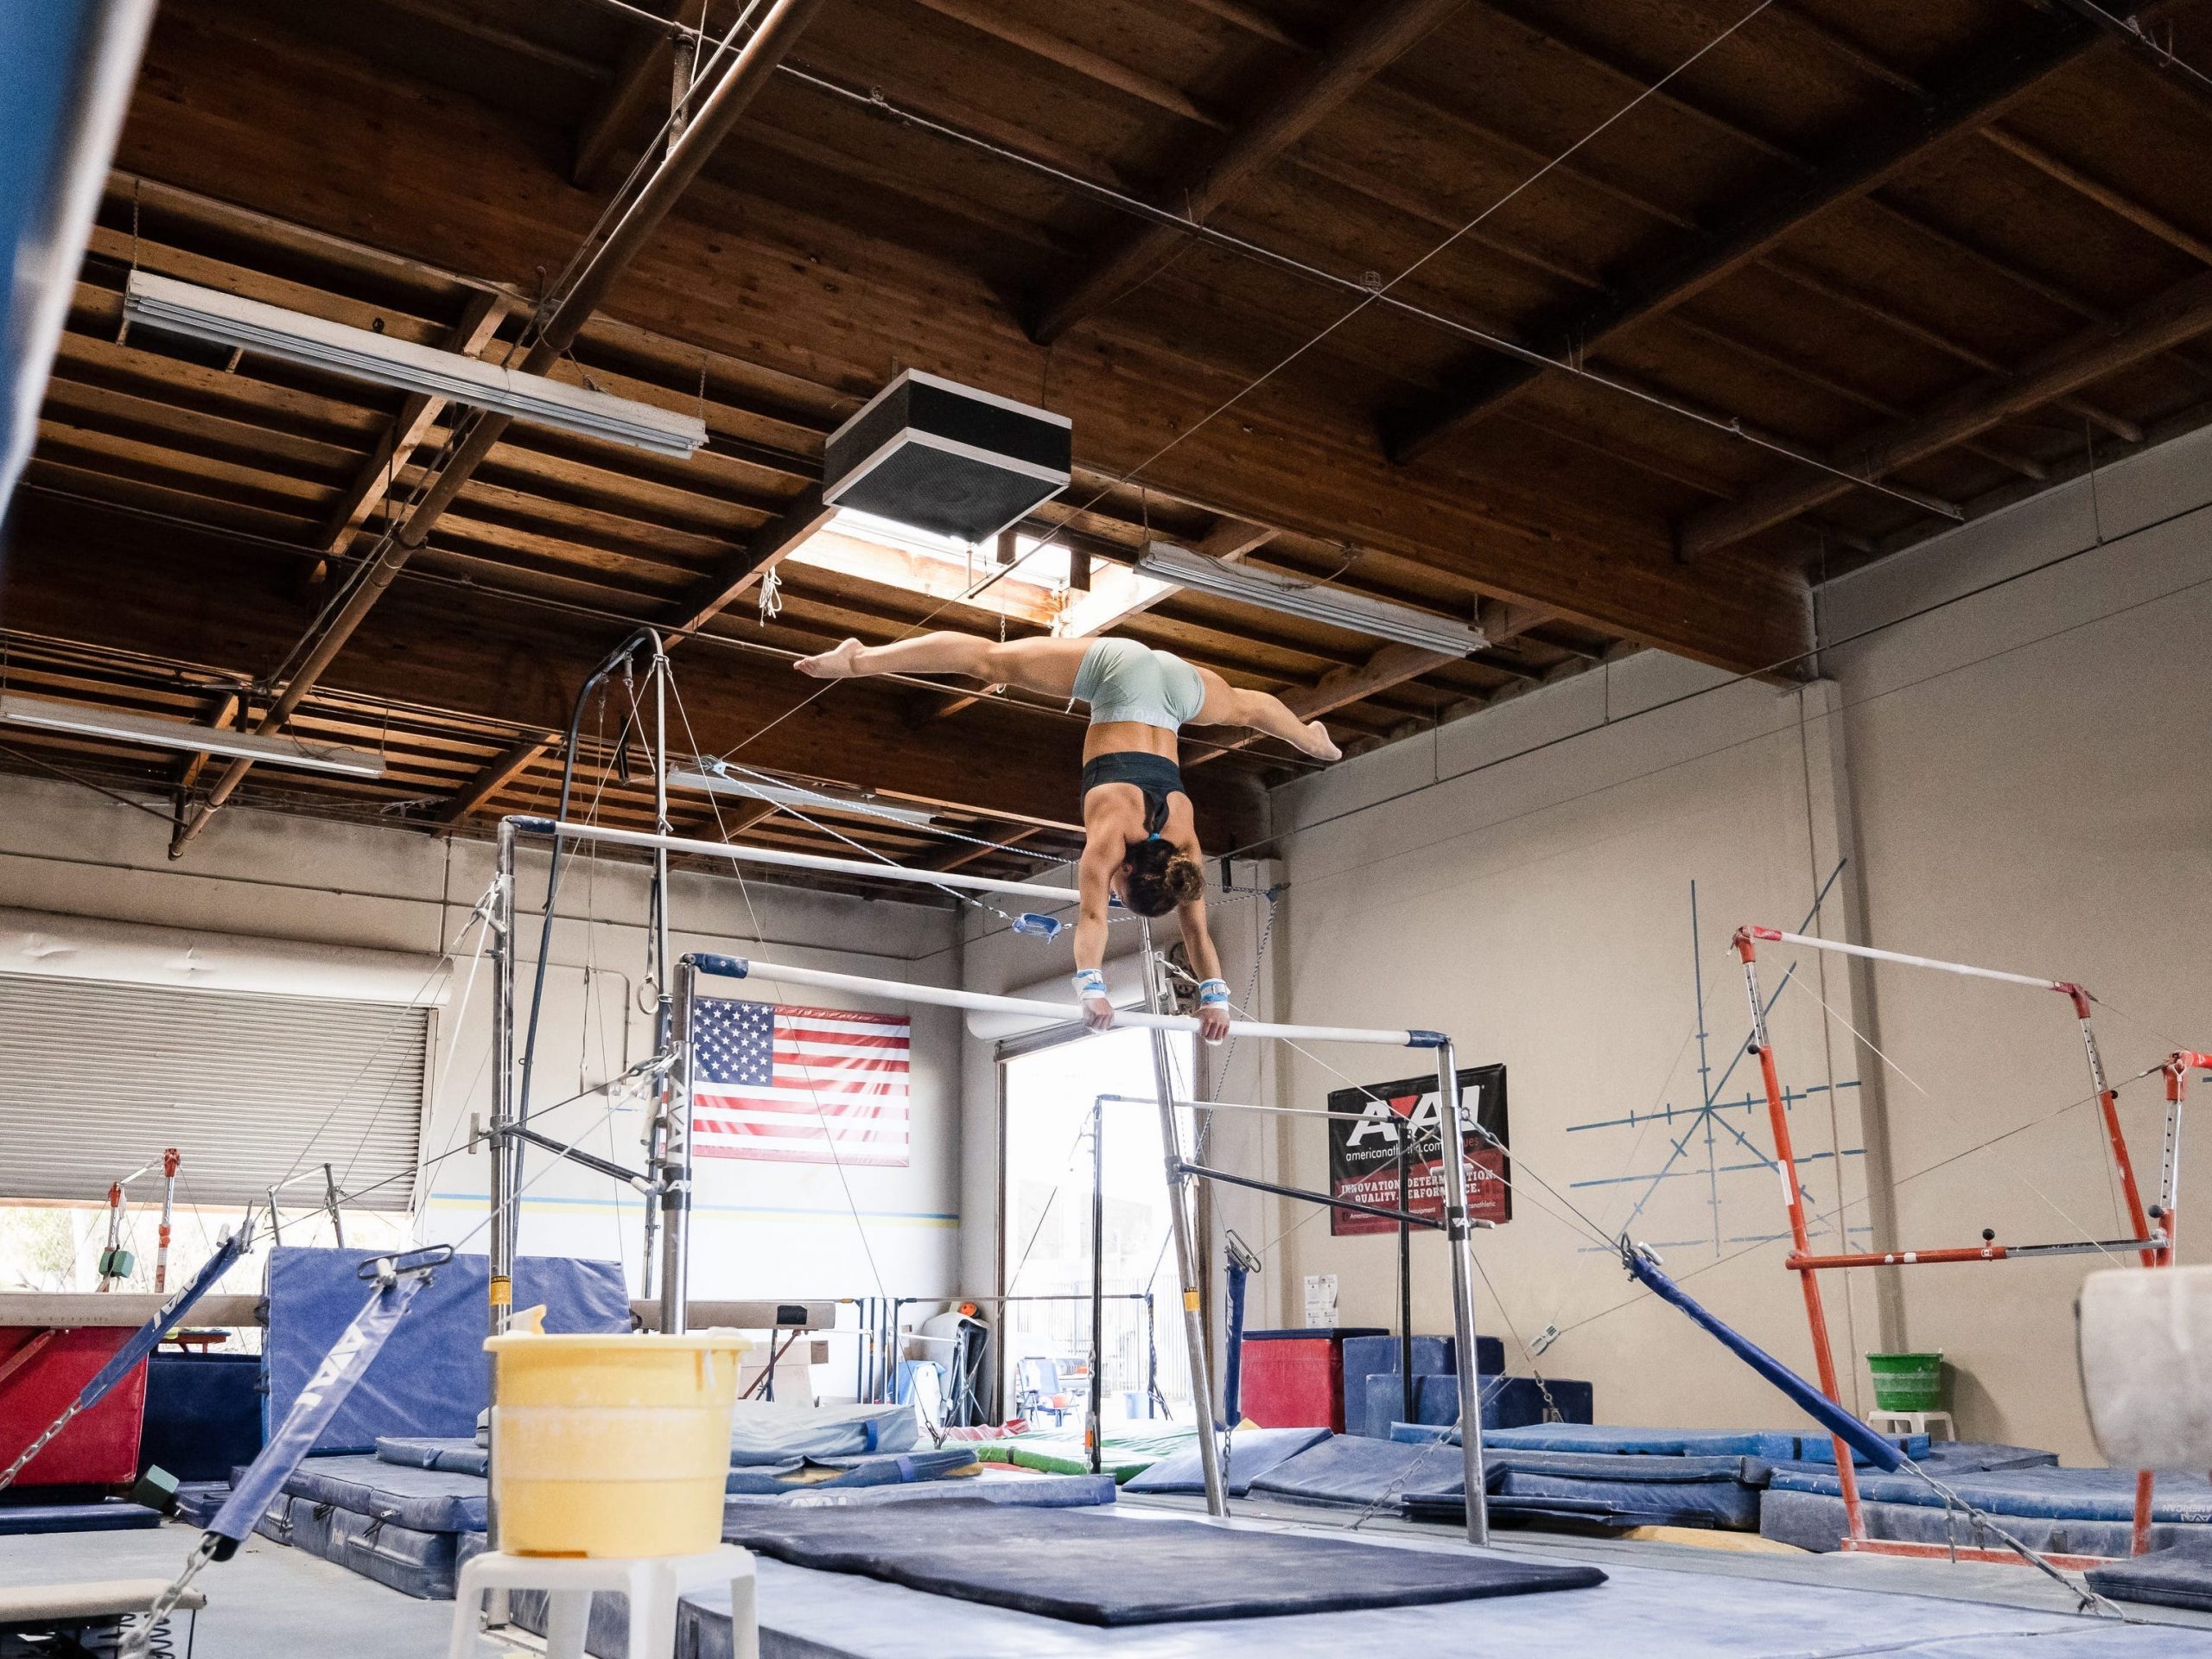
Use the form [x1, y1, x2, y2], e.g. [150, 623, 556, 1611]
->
[0, 974, 428, 1210]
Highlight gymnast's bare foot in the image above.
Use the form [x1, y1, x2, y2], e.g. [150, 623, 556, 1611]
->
[796, 639, 866, 678]
[1301, 721, 1342, 761]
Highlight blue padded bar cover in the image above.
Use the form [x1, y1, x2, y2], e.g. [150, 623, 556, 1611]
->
[1406, 1029, 1448, 1048]
[689, 953, 750, 979]
[1622, 1246, 1904, 1473]
[509, 816, 557, 835]
[1222, 1257, 1249, 1427]
[210, 1268, 429, 1549]
[72, 1228, 247, 1418]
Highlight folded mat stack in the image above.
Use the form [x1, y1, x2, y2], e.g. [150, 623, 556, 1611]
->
[1761, 1463, 2212, 1557]
[1340, 1335, 1595, 1439]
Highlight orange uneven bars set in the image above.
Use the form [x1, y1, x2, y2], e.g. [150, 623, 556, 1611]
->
[1732, 925, 2209, 1567]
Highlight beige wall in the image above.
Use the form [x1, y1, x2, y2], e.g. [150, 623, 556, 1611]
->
[1259, 423, 2212, 1463]
[0, 777, 969, 1319]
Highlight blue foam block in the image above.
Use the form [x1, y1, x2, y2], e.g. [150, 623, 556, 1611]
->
[1125, 1427, 1332, 1497]
[0, 1502, 161, 1535]
[1367, 1374, 1588, 1437]
[280, 1453, 486, 1532]
[264, 1248, 628, 1453]
[141, 1353, 264, 1482]
[1342, 1335, 1506, 1436]
[375, 1436, 489, 1477]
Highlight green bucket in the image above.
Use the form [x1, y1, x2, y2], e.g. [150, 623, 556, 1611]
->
[1866, 1351, 1944, 1413]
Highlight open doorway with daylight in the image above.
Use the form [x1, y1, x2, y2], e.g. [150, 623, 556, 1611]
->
[1000, 1026, 1197, 1430]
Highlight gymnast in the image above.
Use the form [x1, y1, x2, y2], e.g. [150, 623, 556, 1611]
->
[795, 632, 1338, 1039]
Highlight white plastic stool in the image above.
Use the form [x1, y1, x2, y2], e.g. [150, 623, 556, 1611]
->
[448, 1547, 757, 1659]
[1869, 1408, 1955, 1441]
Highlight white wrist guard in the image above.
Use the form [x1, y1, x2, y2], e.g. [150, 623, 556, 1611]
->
[1072, 969, 1109, 1001]
[1198, 977, 1230, 1009]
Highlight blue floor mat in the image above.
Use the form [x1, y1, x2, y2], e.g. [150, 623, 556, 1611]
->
[727, 1473, 1116, 1513]
[1758, 1487, 2212, 1558]
[274, 1453, 486, 1532]
[721, 1502, 1605, 1624]
[375, 1435, 488, 1477]
[2087, 1536, 2212, 1611]
[1124, 1427, 1332, 1497]
[0, 1502, 160, 1535]
[260, 1494, 461, 1599]
[1247, 1434, 1469, 1509]
[1767, 1463, 2212, 1522]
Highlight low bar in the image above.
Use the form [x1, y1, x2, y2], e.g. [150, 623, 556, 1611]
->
[1179, 1160, 1442, 1230]
[1099, 1093, 1389, 1124]
[1789, 1236, 2162, 1270]
[1741, 927, 2062, 993]
[687, 954, 1445, 1047]
[508, 815, 1083, 904]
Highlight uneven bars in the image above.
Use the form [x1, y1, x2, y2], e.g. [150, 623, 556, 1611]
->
[1740, 927, 2063, 993]
[508, 816, 1081, 904]
[690, 955, 1446, 1048]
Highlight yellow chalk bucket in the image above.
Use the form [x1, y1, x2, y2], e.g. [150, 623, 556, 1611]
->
[485, 1308, 747, 1558]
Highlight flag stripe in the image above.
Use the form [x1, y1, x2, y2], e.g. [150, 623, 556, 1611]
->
[690, 995, 911, 1167]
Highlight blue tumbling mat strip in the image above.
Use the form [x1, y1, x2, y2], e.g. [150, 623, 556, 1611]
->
[0, 1501, 161, 1535]
[1125, 1426, 1331, 1497]
[276, 1453, 487, 1532]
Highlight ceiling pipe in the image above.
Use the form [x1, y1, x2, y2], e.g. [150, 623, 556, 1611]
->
[171, 0, 829, 857]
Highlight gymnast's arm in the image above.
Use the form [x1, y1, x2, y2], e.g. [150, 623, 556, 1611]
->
[1174, 881, 1232, 1046]
[1071, 832, 1122, 1033]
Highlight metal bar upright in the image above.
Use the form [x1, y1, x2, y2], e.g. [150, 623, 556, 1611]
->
[660, 957, 699, 1334]
[1399, 1137, 1414, 1427]
[1433, 1042, 1491, 1547]
[489, 818, 519, 1336]
[1733, 931, 1866, 1541]
[1090, 1093, 1105, 1477]
[1141, 921, 1228, 1517]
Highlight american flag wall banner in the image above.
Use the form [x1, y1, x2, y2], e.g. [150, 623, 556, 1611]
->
[690, 996, 912, 1166]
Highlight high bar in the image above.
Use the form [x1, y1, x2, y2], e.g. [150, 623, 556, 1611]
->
[1740, 928, 2063, 994]
[689, 955, 1447, 1048]
[508, 816, 1080, 904]
[1098, 1093, 1413, 1125]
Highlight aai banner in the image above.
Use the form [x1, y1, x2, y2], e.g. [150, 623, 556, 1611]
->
[1325, 1065, 1510, 1237]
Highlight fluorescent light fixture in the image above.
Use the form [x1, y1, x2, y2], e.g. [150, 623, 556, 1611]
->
[1134, 540, 1485, 657]
[122, 270, 708, 458]
[669, 765, 938, 828]
[0, 692, 388, 777]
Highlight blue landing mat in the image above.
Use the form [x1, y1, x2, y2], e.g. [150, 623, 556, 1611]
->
[720, 1502, 1605, 1625]
[269, 1453, 487, 1532]
[2088, 1536, 2212, 1611]
[1478, 1423, 1930, 1465]
[1462, 1452, 1771, 1531]
[375, 1436, 488, 1477]
[1247, 1434, 1469, 1509]
[1123, 1427, 1332, 1497]
[727, 1474, 1117, 1512]
[1766, 1464, 2212, 1522]
[260, 1494, 460, 1599]
[724, 1448, 976, 1495]
[1759, 1488, 2212, 1559]
[0, 1502, 160, 1535]
[264, 1248, 628, 1455]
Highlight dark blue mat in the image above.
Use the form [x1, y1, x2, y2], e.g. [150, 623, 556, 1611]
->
[1758, 1487, 2212, 1559]
[142, 1353, 263, 1481]
[724, 1473, 1116, 1513]
[262, 1495, 460, 1599]
[1766, 1463, 2212, 1522]
[0, 1502, 160, 1535]
[375, 1436, 489, 1477]
[2086, 1536, 2212, 1611]
[721, 1501, 1604, 1624]
[1124, 1427, 1331, 1497]
[1248, 1434, 1471, 1509]
[1411, 1452, 1771, 1531]
[265, 1248, 627, 1454]
[274, 1453, 486, 1532]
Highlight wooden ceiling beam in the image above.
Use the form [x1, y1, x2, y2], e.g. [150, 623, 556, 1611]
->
[904, 0, 1229, 130]
[574, 8, 679, 189]
[1174, 0, 1310, 53]
[1680, 267, 2212, 557]
[1382, 12, 2108, 464]
[1980, 125, 2212, 269]
[316, 291, 510, 557]
[666, 484, 836, 638]
[432, 728, 563, 823]
[1027, 0, 1468, 344]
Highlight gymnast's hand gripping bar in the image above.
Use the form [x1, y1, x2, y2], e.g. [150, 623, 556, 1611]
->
[685, 953, 1448, 1048]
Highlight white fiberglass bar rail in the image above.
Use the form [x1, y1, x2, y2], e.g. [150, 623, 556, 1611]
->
[691, 956, 1446, 1048]
[508, 815, 1080, 904]
[1743, 927, 2065, 993]
[1098, 1093, 1390, 1124]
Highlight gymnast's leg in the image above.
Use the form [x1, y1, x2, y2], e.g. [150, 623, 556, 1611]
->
[1189, 661, 1342, 760]
[794, 632, 1090, 699]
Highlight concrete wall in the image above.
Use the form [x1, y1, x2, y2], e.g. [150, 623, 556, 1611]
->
[0, 779, 969, 1322]
[1260, 424, 2212, 1462]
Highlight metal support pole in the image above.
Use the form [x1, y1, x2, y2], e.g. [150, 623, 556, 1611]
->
[489, 819, 518, 1336]
[322, 1163, 345, 1247]
[1399, 1137, 1414, 1427]
[1090, 1093, 1106, 1476]
[156, 1150, 179, 1294]
[1141, 921, 1228, 1518]
[659, 957, 698, 1335]
[1433, 1042, 1491, 1547]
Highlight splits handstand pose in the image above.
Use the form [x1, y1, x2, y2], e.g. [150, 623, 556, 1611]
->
[796, 632, 1339, 1040]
